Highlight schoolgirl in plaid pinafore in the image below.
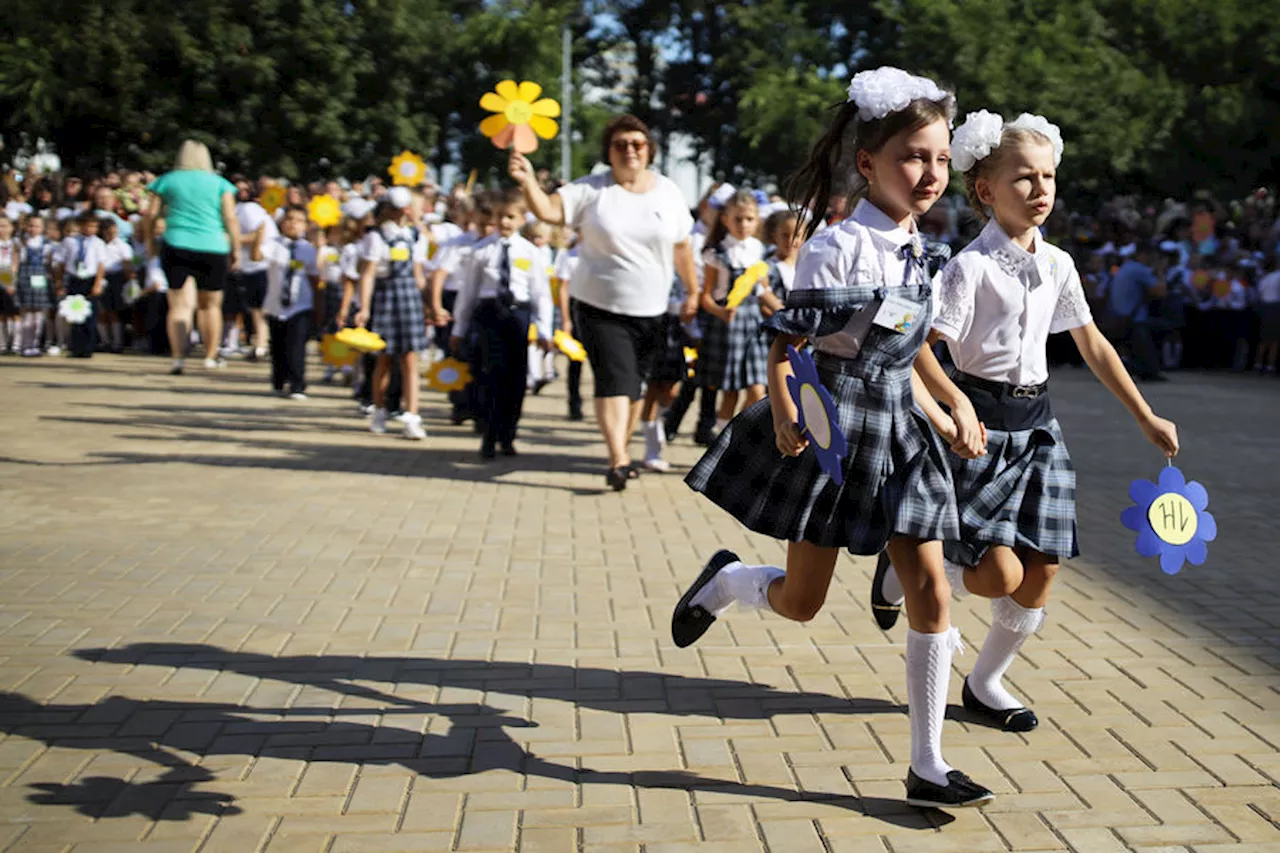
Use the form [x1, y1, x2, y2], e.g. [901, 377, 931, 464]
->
[16, 236, 52, 311]
[369, 227, 429, 356]
[697, 239, 769, 391]
[931, 219, 1093, 567]
[686, 208, 959, 555]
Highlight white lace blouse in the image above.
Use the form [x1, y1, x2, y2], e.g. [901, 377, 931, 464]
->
[932, 219, 1092, 386]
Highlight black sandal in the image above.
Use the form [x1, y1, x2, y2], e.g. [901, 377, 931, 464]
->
[624, 463, 641, 479]
[606, 467, 628, 491]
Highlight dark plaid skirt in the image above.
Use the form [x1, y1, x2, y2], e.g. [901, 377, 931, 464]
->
[686, 282, 958, 554]
[698, 298, 769, 391]
[944, 417, 1078, 566]
[369, 274, 429, 356]
[648, 313, 689, 383]
[15, 268, 51, 311]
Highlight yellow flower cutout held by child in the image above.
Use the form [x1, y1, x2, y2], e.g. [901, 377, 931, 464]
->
[308, 195, 342, 229]
[480, 81, 561, 154]
[389, 151, 427, 187]
[425, 357, 473, 393]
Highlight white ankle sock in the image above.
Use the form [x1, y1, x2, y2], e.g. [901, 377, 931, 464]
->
[882, 556, 904, 605]
[643, 420, 662, 461]
[690, 561, 784, 615]
[969, 597, 1044, 711]
[907, 627, 964, 787]
[943, 558, 970, 598]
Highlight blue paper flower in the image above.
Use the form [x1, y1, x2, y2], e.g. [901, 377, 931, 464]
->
[785, 345, 848, 484]
[1120, 465, 1217, 575]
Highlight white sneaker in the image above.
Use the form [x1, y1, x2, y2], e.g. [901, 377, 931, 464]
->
[46, 345, 62, 356]
[369, 407, 388, 434]
[359, 403, 375, 416]
[402, 412, 426, 441]
[204, 357, 226, 369]
[643, 457, 672, 473]
[289, 392, 308, 401]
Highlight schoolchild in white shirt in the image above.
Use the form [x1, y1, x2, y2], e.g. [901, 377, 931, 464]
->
[98, 218, 135, 353]
[873, 111, 1180, 736]
[263, 206, 319, 399]
[15, 216, 52, 356]
[450, 188, 553, 459]
[552, 232, 583, 421]
[429, 193, 490, 425]
[521, 219, 558, 394]
[59, 210, 107, 357]
[235, 184, 279, 360]
[763, 208, 802, 302]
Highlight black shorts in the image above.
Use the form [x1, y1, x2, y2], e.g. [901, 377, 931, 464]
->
[233, 269, 268, 310]
[572, 299, 664, 401]
[161, 245, 229, 293]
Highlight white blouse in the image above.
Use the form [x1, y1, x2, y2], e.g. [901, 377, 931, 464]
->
[702, 234, 766, 301]
[792, 199, 926, 359]
[932, 219, 1092, 386]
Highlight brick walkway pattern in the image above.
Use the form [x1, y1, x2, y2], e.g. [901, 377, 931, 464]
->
[1, 355, 1278, 853]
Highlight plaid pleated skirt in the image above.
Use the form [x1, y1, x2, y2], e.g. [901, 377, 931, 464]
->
[944, 416, 1079, 567]
[15, 263, 51, 311]
[648, 313, 689, 383]
[686, 282, 958, 554]
[698, 297, 769, 391]
[369, 273, 429, 356]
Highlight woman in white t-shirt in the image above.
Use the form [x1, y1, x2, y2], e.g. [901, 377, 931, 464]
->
[510, 115, 701, 490]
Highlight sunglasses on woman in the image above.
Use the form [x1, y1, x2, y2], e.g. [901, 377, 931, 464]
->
[611, 139, 647, 153]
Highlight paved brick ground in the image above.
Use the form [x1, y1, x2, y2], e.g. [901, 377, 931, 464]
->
[0, 353, 1277, 853]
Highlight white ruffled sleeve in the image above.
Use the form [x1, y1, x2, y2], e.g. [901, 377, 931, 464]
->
[1050, 259, 1093, 333]
[931, 258, 975, 343]
[791, 228, 852, 293]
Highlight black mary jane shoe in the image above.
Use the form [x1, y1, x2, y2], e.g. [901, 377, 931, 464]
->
[870, 551, 902, 630]
[961, 678, 1039, 733]
[905, 768, 995, 810]
[670, 549, 739, 648]
[605, 467, 629, 491]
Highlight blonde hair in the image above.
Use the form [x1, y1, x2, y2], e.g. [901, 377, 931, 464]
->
[962, 126, 1054, 221]
[174, 139, 214, 172]
[521, 220, 551, 242]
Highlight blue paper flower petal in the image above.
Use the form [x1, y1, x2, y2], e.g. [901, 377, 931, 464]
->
[1157, 465, 1187, 492]
[1183, 480, 1209, 512]
[1120, 505, 1147, 532]
[1129, 478, 1160, 507]
[1159, 545, 1186, 575]
[1184, 538, 1208, 566]
[1135, 525, 1163, 558]
[1197, 510, 1217, 543]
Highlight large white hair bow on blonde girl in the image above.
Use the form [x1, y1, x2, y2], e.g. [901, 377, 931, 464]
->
[846, 67, 949, 123]
[951, 110, 1065, 172]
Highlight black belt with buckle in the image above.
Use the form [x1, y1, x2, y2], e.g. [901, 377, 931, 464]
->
[951, 371, 1053, 431]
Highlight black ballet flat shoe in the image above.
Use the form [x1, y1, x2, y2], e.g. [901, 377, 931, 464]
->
[605, 467, 628, 491]
[479, 440, 497, 460]
[961, 678, 1039, 733]
[671, 549, 739, 649]
[870, 551, 902, 630]
[905, 768, 995, 810]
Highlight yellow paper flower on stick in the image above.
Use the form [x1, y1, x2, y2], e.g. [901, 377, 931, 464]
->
[308, 195, 342, 229]
[553, 329, 587, 362]
[425, 357, 473, 392]
[321, 333, 360, 368]
[260, 184, 286, 215]
[480, 80, 561, 154]
[725, 262, 771, 309]
[388, 150, 427, 187]
[335, 327, 386, 353]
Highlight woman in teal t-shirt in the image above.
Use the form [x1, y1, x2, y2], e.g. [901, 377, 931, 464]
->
[143, 140, 242, 375]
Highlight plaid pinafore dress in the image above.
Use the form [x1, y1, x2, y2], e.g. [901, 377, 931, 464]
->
[697, 243, 769, 391]
[687, 242, 959, 555]
[15, 237, 51, 311]
[369, 228, 429, 356]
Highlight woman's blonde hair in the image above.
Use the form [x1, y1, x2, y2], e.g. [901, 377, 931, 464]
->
[962, 126, 1053, 221]
[174, 140, 214, 172]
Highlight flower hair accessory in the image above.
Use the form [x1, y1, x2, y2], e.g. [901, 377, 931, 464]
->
[846, 67, 950, 124]
[1008, 113, 1064, 166]
[951, 110, 1006, 172]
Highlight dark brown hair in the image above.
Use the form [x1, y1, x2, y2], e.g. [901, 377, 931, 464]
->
[765, 208, 800, 246]
[706, 190, 760, 251]
[961, 126, 1054, 222]
[499, 186, 527, 212]
[787, 94, 955, 240]
[601, 115, 655, 166]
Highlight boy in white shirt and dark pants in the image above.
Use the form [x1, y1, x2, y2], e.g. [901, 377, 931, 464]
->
[263, 207, 319, 399]
[451, 189, 553, 458]
[59, 211, 107, 358]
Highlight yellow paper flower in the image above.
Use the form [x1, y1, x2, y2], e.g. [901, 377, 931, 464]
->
[425, 357, 473, 392]
[335, 327, 387, 353]
[725, 261, 771, 309]
[308, 195, 342, 229]
[479, 80, 561, 154]
[389, 150, 427, 187]
[553, 329, 587, 362]
[260, 184, 286, 215]
[320, 333, 359, 368]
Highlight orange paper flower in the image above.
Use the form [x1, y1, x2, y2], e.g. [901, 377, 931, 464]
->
[260, 184, 286, 215]
[480, 80, 561, 154]
[425, 357, 473, 392]
[388, 150, 427, 187]
[308, 195, 342, 229]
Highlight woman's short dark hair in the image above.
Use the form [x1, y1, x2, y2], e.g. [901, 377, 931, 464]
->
[601, 115, 655, 166]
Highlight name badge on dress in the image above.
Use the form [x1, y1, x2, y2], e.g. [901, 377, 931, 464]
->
[29, 275, 47, 290]
[871, 291, 920, 334]
[389, 246, 410, 262]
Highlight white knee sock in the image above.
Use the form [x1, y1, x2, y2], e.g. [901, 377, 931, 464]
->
[690, 561, 784, 615]
[969, 597, 1044, 711]
[907, 627, 964, 787]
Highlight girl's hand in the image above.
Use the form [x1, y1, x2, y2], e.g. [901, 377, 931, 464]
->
[354, 309, 369, 329]
[560, 319, 573, 336]
[229, 251, 241, 273]
[508, 151, 535, 188]
[716, 305, 736, 324]
[680, 295, 699, 324]
[1140, 414, 1179, 457]
[774, 415, 809, 457]
[949, 399, 988, 458]
[432, 307, 452, 327]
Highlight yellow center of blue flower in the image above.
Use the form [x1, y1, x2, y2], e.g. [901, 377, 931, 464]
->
[1147, 492, 1197, 546]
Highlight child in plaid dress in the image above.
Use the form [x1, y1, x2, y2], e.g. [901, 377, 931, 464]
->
[673, 67, 998, 810]
[355, 187, 429, 441]
[763, 208, 802, 303]
[15, 217, 52, 356]
[872, 112, 1180, 734]
[0, 217, 20, 354]
[697, 190, 782, 434]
